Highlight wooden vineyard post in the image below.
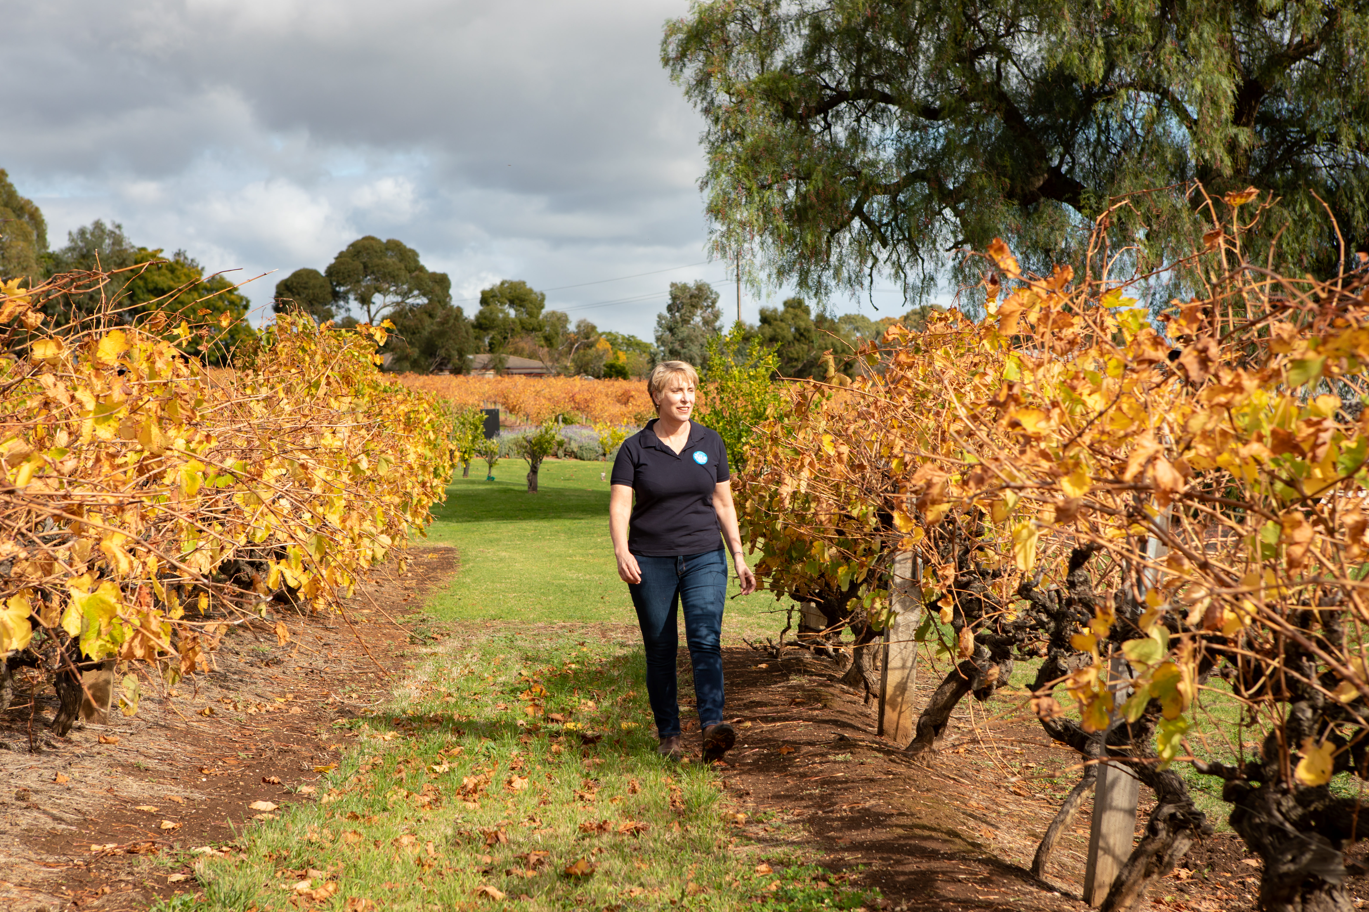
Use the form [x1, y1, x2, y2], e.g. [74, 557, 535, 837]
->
[1083, 514, 1168, 906]
[878, 551, 923, 744]
[1082, 650, 1139, 906]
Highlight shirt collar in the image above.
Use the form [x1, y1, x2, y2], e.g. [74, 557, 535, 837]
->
[643, 418, 705, 453]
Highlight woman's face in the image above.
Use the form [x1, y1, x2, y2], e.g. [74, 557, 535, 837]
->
[655, 375, 695, 422]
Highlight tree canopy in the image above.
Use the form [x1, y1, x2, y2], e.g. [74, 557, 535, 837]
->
[384, 298, 475, 374]
[756, 297, 841, 379]
[0, 169, 48, 283]
[325, 236, 451, 323]
[273, 267, 335, 323]
[655, 280, 721, 367]
[663, 0, 1369, 302]
[473, 279, 547, 353]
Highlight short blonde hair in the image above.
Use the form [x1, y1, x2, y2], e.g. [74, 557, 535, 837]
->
[647, 360, 699, 410]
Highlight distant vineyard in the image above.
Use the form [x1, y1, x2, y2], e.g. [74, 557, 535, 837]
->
[396, 374, 654, 427]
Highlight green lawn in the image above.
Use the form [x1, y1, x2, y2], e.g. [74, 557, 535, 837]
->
[423, 458, 784, 640]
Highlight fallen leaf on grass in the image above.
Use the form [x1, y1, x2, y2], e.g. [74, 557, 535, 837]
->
[159, 821, 179, 831]
[1242, 858, 1262, 868]
[134, 805, 158, 813]
[506, 775, 529, 792]
[313, 764, 337, 773]
[297, 785, 317, 796]
[481, 828, 508, 847]
[778, 745, 796, 756]
[54, 773, 69, 784]
[617, 821, 647, 836]
[98, 735, 120, 745]
[475, 885, 506, 900]
[167, 796, 184, 804]
[249, 800, 279, 812]
[578, 819, 610, 835]
[167, 873, 189, 883]
[755, 863, 774, 875]
[563, 857, 597, 878]
[686, 881, 704, 896]
[342, 830, 363, 844]
[515, 851, 549, 870]
[262, 775, 282, 785]
[344, 898, 372, 911]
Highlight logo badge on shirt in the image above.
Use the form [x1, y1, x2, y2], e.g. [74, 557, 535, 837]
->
[692, 450, 708, 465]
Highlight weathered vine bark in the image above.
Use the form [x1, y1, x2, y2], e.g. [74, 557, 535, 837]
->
[904, 655, 980, 759]
[1032, 734, 1100, 877]
[1099, 755, 1210, 912]
[839, 622, 883, 695]
[1225, 780, 1356, 912]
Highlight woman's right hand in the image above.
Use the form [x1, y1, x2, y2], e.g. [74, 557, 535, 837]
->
[616, 551, 642, 585]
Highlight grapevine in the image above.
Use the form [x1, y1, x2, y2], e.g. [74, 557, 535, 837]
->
[1, 274, 454, 734]
[737, 191, 1369, 910]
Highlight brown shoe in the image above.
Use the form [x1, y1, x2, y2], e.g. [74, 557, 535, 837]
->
[701, 722, 735, 763]
[657, 735, 684, 761]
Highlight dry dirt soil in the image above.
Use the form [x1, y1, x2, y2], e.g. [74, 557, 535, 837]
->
[3, 544, 1368, 912]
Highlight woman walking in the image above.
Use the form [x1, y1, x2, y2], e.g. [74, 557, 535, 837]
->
[609, 361, 757, 762]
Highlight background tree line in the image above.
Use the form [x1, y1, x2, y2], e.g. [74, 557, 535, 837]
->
[0, 169, 253, 365]
[274, 240, 658, 378]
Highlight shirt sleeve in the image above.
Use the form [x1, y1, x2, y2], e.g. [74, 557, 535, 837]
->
[610, 439, 636, 487]
[714, 431, 731, 483]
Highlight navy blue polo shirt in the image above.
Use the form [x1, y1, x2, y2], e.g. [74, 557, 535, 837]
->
[610, 419, 731, 556]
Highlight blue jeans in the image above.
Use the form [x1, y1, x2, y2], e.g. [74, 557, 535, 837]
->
[628, 547, 728, 739]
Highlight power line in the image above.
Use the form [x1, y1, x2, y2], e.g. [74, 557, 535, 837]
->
[559, 278, 731, 313]
[452, 260, 714, 303]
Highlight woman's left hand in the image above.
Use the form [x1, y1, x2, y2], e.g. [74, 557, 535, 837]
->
[735, 557, 757, 595]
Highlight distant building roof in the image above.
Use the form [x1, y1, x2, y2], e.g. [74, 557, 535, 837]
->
[468, 353, 554, 377]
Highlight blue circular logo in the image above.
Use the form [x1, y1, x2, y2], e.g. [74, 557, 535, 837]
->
[692, 450, 708, 465]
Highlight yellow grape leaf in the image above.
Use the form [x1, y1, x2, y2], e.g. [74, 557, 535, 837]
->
[1280, 512, 1314, 570]
[1060, 466, 1091, 499]
[1080, 693, 1113, 732]
[986, 237, 1021, 277]
[1122, 631, 1165, 668]
[1070, 632, 1097, 655]
[31, 337, 64, 362]
[1333, 680, 1364, 703]
[96, 330, 129, 365]
[956, 626, 975, 658]
[989, 499, 1009, 524]
[218, 311, 233, 329]
[1294, 738, 1335, 787]
[1012, 408, 1050, 435]
[1011, 521, 1039, 572]
[892, 510, 915, 534]
[1156, 716, 1190, 764]
[1223, 186, 1260, 207]
[0, 592, 34, 652]
[821, 434, 836, 456]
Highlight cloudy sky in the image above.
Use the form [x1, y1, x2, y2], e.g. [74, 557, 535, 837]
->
[1, 0, 907, 340]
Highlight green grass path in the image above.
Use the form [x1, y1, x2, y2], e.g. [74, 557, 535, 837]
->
[424, 458, 780, 637]
[183, 459, 860, 912]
